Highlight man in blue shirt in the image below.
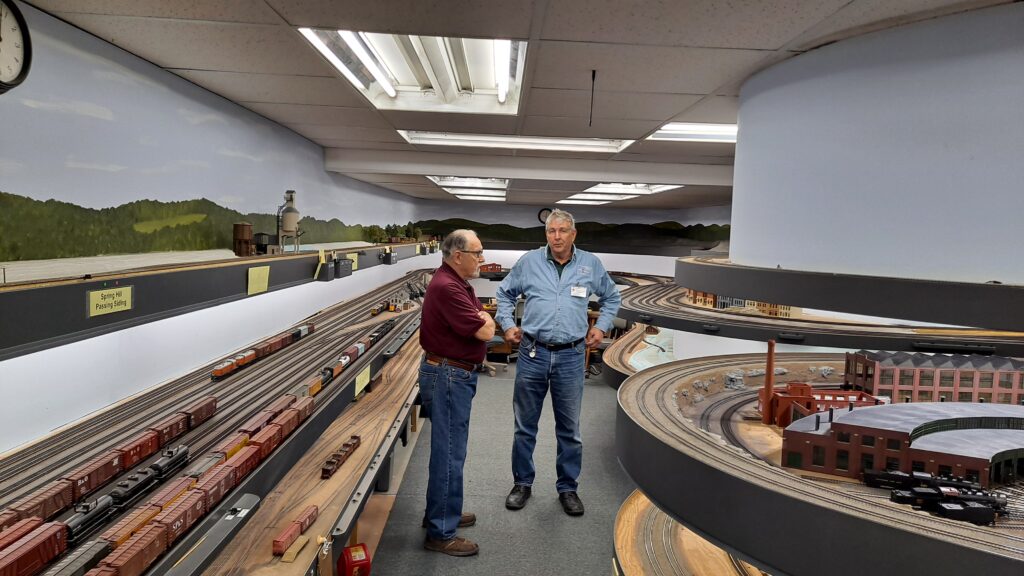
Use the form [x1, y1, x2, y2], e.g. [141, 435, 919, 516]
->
[496, 209, 621, 516]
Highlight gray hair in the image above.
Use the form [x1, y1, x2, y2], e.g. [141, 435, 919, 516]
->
[545, 208, 575, 231]
[441, 229, 477, 260]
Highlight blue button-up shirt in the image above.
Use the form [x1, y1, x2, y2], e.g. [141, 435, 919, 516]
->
[496, 246, 621, 344]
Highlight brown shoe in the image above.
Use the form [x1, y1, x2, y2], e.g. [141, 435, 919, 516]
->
[421, 512, 476, 528]
[424, 536, 479, 556]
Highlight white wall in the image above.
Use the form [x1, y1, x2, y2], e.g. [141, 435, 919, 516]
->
[0, 253, 441, 454]
[673, 331, 847, 361]
[730, 3, 1024, 284]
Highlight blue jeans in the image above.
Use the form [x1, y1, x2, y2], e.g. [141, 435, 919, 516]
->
[512, 337, 586, 493]
[419, 360, 478, 540]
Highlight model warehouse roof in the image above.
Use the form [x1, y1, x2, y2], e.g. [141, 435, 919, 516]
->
[787, 402, 1024, 435]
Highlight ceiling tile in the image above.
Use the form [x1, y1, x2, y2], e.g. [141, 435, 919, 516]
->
[265, 0, 534, 38]
[51, 14, 333, 75]
[347, 174, 434, 185]
[509, 179, 592, 192]
[521, 116, 662, 140]
[525, 89, 704, 121]
[314, 139, 415, 151]
[240, 103, 391, 128]
[620, 139, 736, 158]
[171, 70, 366, 106]
[669, 95, 739, 124]
[541, 0, 850, 50]
[531, 41, 769, 93]
[34, 0, 283, 23]
[379, 111, 519, 134]
[410, 144, 516, 157]
[285, 123, 406, 143]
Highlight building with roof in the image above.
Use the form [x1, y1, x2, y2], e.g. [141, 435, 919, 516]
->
[782, 402, 1024, 487]
[844, 351, 1024, 405]
[758, 382, 880, 428]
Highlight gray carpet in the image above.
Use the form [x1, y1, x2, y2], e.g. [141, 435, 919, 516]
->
[373, 364, 636, 575]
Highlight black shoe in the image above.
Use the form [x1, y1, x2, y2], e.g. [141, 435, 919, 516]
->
[559, 491, 584, 516]
[505, 485, 531, 510]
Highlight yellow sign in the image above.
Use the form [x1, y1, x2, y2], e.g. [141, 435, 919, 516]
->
[345, 253, 359, 271]
[416, 244, 421, 254]
[247, 266, 270, 295]
[88, 286, 133, 317]
[355, 365, 372, 395]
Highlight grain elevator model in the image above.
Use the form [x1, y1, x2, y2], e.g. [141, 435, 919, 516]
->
[277, 190, 301, 253]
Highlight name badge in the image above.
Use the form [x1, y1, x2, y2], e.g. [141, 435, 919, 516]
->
[571, 286, 587, 298]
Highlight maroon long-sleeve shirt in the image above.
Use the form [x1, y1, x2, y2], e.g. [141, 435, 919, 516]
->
[420, 262, 487, 363]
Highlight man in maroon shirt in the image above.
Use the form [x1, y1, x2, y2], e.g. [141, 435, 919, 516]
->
[419, 229, 495, 556]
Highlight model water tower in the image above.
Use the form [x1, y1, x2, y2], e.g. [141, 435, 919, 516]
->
[277, 190, 301, 253]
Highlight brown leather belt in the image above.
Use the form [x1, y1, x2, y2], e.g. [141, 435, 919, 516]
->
[424, 352, 480, 373]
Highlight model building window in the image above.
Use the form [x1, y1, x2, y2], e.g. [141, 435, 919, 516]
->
[879, 370, 894, 386]
[917, 390, 932, 402]
[837, 431, 851, 443]
[999, 373, 1014, 389]
[918, 370, 933, 386]
[899, 391, 913, 403]
[811, 445, 825, 467]
[958, 392, 973, 402]
[911, 460, 926, 472]
[938, 465, 953, 476]
[899, 371, 914, 387]
[959, 372, 975, 387]
[861, 454, 874, 471]
[861, 435, 875, 447]
[786, 451, 802, 467]
[978, 392, 992, 403]
[886, 457, 900, 471]
[836, 450, 849, 471]
[886, 439, 901, 451]
[998, 393, 1012, 404]
[966, 469, 980, 482]
[939, 371, 954, 388]
[979, 373, 993, 388]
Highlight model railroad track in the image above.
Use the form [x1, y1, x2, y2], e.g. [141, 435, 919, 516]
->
[0, 270, 430, 506]
[619, 353, 1024, 570]
[619, 283, 1024, 355]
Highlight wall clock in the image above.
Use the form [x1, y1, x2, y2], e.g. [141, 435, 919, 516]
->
[538, 208, 552, 224]
[0, 0, 32, 95]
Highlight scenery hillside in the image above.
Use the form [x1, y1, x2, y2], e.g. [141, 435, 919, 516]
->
[414, 218, 729, 246]
[0, 192, 407, 261]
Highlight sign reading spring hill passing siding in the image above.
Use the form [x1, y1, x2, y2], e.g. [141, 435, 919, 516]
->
[87, 286, 134, 317]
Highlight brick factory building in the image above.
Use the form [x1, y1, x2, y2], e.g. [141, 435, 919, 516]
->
[758, 382, 881, 428]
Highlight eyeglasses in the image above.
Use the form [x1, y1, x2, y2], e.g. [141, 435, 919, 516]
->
[458, 250, 485, 259]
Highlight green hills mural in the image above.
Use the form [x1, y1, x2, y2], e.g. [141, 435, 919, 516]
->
[0, 192, 728, 261]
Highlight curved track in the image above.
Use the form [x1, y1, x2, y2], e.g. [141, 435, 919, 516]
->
[617, 353, 1024, 576]
[619, 283, 1024, 356]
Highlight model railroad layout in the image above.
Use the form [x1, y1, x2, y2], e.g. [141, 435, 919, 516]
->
[0, 270, 430, 576]
[617, 353, 1024, 576]
[618, 282, 1024, 356]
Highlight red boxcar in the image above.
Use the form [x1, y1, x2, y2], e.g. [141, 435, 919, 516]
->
[343, 345, 360, 361]
[64, 452, 123, 501]
[248, 424, 282, 460]
[358, 336, 372, 351]
[0, 517, 42, 553]
[224, 446, 261, 482]
[116, 431, 161, 470]
[147, 413, 189, 447]
[264, 395, 296, 417]
[237, 410, 276, 437]
[0, 522, 68, 576]
[147, 476, 195, 509]
[9, 480, 73, 522]
[192, 466, 237, 511]
[212, 432, 249, 459]
[271, 409, 300, 439]
[179, 396, 217, 429]
[99, 523, 167, 576]
[152, 490, 206, 545]
[84, 567, 118, 576]
[0, 511, 21, 531]
[272, 522, 301, 556]
[99, 504, 161, 549]
[296, 505, 318, 533]
[293, 397, 315, 422]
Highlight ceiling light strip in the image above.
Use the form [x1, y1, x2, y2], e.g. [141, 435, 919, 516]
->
[340, 30, 397, 97]
[648, 122, 738, 143]
[299, 28, 365, 90]
[568, 193, 638, 201]
[494, 39, 511, 104]
[557, 199, 610, 205]
[400, 131, 633, 153]
[442, 188, 506, 197]
[456, 195, 505, 202]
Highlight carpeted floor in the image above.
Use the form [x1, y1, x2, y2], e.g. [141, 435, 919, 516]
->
[372, 365, 636, 575]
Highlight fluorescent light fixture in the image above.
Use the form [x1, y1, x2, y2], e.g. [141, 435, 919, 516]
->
[557, 199, 610, 205]
[399, 131, 634, 153]
[299, 27, 365, 90]
[584, 183, 683, 195]
[456, 195, 504, 202]
[648, 122, 738, 143]
[443, 188, 506, 197]
[427, 176, 508, 189]
[568, 193, 638, 201]
[340, 30, 396, 97]
[494, 39, 511, 103]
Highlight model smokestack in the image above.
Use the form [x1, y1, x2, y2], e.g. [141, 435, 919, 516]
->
[761, 339, 776, 425]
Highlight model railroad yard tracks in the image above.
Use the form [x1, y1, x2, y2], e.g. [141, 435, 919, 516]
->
[0, 270, 430, 576]
[619, 283, 1024, 356]
[618, 353, 1024, 575]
